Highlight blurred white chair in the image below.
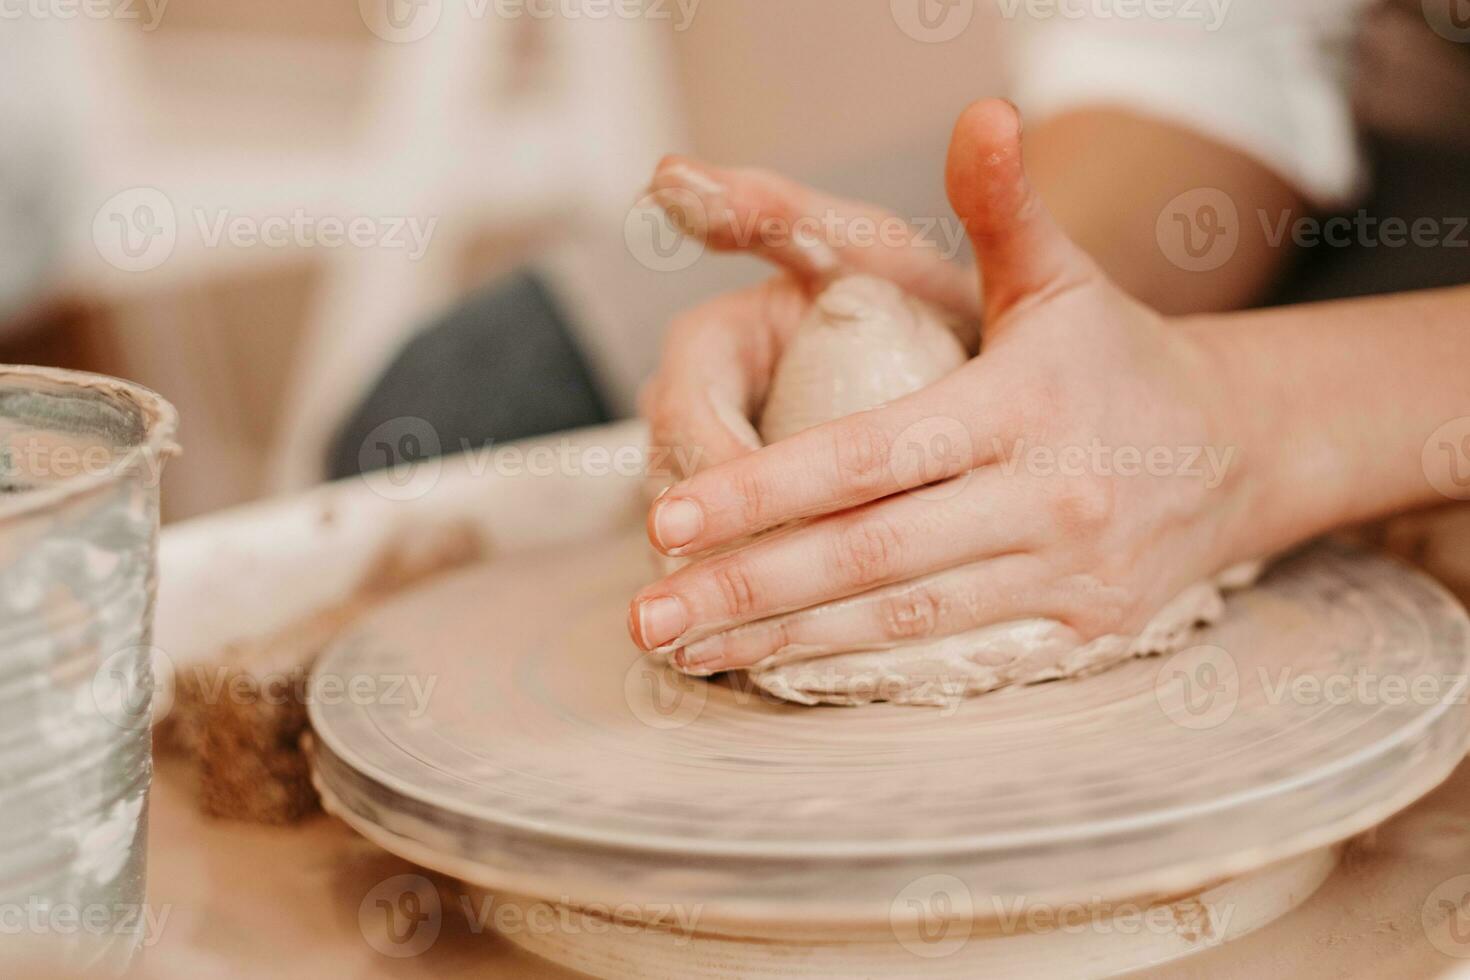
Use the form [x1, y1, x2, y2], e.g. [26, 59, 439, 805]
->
[45, 7, 683, 505]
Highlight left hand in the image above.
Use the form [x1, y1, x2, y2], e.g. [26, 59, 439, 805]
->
[628, 100, 1255, 673]
[636, 154, 981, 480]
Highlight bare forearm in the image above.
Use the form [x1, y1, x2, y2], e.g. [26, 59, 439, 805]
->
[1188, 285, 1470, 563]
[1027, 108, 1306, 315]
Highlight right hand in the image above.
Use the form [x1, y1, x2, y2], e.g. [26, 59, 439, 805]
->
[639, 157, 981, 477]
[629, 102, 1257, 666]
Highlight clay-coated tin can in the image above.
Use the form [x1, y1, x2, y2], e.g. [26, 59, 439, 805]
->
[0, 365, 177, 975]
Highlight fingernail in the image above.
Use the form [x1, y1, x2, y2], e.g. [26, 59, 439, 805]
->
[675, 635, 726, 674]
[636, 595, 687, 649]
[652, 498, 703, 553]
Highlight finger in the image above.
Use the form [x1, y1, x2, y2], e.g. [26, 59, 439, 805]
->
[945, 99, 1097, 329]
[670, 553, 1059, 674]
[646, 362, 1019, 556]
[646, 383, 759, 481]
[644, 277, 806, 477]
[631, 467, 1040, 651]
[649, 155, 981, 321]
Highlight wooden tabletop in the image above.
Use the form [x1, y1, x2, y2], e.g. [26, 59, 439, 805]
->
[138, 755, 575, 979]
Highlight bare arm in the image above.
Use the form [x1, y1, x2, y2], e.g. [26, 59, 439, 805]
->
[1196, 284, 1470, 564]
[1027, 108, 1307, 315]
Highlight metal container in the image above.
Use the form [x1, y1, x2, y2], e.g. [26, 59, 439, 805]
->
[0, 365, 177, 974]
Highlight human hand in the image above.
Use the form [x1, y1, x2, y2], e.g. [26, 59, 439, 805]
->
[629, 101, 1252, 672]
[638, 156, 980, 476]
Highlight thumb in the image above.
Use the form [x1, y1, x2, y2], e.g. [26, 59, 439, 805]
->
[946, 99, 1095, 328]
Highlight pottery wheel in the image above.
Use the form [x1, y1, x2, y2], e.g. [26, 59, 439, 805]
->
[309, 533, 1470, 974]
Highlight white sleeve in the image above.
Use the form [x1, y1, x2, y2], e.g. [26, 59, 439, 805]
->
[1008, 0, 1377, 207]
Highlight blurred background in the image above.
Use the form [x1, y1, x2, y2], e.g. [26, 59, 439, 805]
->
[6, 0, 1468, 524]
[0, 1, 1003, 521]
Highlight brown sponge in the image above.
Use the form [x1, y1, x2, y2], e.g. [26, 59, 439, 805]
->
[160, 520, 486, 824]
